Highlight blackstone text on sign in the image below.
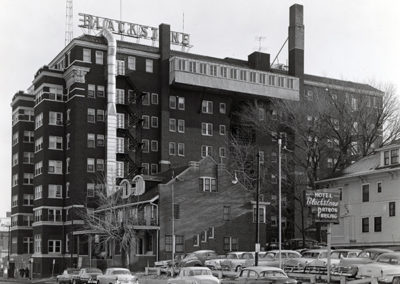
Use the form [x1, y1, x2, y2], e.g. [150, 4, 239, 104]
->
[305, 190, 340, 223]
[79, 13, 191, 47]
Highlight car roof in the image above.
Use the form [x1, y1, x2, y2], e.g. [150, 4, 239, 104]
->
[268, 250, 299, 253]
[333, 249, 361, 252]
[182, 267, 211, 270]
[244, 266, 285, 273]
[192, 250, 216, 253]
[107, 268, 129, 270]
[303, 249, 328, 253]
[362, 248, 393, 253]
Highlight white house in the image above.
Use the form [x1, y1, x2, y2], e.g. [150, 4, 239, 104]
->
[318, 143, 400, 248]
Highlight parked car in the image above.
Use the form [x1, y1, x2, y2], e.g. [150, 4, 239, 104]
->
[57, 268, 80, 284]
[258, 250, 302, 268]
[74, 267, 103, 284]
[284, 249, 329, 273]
[331, 248, 393, 278]
[220, 252, 255, 272]
[179, 250, 218, 267]
[155, 254, 188, 273]
[167, 267, 220, 284]
[357, 252, 400, 283]
[221, 266, 297, 284]
[97, 268, 137, 284]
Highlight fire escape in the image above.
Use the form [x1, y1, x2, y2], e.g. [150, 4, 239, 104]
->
[116, 75, 145, 182]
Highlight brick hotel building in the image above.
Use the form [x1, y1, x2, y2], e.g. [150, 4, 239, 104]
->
[10, 4, 383, 276]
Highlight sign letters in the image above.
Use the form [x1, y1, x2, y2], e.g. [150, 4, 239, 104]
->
[79, 13, 191, 47]
[305, 189, 340, 223]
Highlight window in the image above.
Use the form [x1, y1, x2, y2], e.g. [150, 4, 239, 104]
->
[34, 210, 42, 222]
[178, 97, 185, 110]
[88, 84, 96, 98]
[362, 217, 369, 233]
[23, 216, 32, 227]
[223, 206, 231, 221]
[165, 235, 173, 252]
[23, 131, 34, 143]
[389, 202, 396, 217]
[278, 76, 284, 87]
[34, 234, 41, 253]
[219, 147, 226, 158]
[201, 145, 213, 158]
[48, 240, 62, 253]
[97, 109, 105, 121]
[95, 51, 103, 64]
[178, 143, 185, 156]
[34, 161, 43, 176]
[362, 184, 369, 202]
[87, 158, 95, 172]
[202, 100, 213, 114]
[117, 113, 125, 128]
[169, 118, 176, 132]
[97, 159, 104, 171]
[210, 65, 217, 76]
[219, 103, 226, 114]
[35, 185, 42, 200]
[12, 132, 18, 145]
[217, 125, 226, 136]
[201, 122, 213, 136]
[97, 135, 105, 147]
[189, 61, 196, 72]
[384, 151, 390, 166]
[128, 56, 136, 70]
[97, 85, 105, 97]
[116, 60, 125, 75]
[117, 137, 125, 153]
[374, 217, 382, 232]
[145, 59, 153, 73]
[220, 66, 227, 78]
[240, 70, 247, 81]
[87, 108, 95, 123]
[199, 63, 207, 74]
[151, 116, 158, 128]
[151, 164, 158, 175]
[269, 75, 275, 86]
[34, 137, 43, 152]
[116, 89, 125, 104]
[35, 113, 43, 129]
[22, 237, 32, 253]
[253, 206, 266, 223]
[142, 92, 150, 105]
[230, 68, 237, 79]
[49, 111, 63, 125]
[87, 183, 95, 197]
[142, 139, 149, 153]
[141, 163, 149, 175]
[178, 120, 185, 133]
[271, 174, 277, 184]
[169, 142, 176, 155]
[377, 182, 382, 193]
[169, 96, 176, 109]
[12, 195, 18, 207]
[258, 108, 266, 121]
[193, 235, 200, 247]
[23, 173, 33, 185]
[48, 185, 62, 199]
[151, 140, 158, 152]
[151, 93, 159, 104]
[200, 177, 217, 192]
[391, 149, 399, 164]
[116, 161, 124, 178]
[49, 136, 63, 150]
[49, 160, 62, 174]
[12, 153, 18, 166]
[87, 134, 95, 148]
[23, 194, 33, 206]
[23, 152, 34, 164]
[83, 48, 91, 62]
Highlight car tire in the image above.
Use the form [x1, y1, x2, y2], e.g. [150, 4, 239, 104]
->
[393, 278, 400, 284]
[235, 266, 242, 272]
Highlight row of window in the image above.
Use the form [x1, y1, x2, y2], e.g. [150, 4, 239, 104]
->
[33, 235, 61, 254]
[12, 107, 34, 126]
[361, 182, 384, 202]
[116, 89, 159, 105]
[383, 149, 399, 166]
[11, 194, 33, 207]
[11, 215, 33, 227]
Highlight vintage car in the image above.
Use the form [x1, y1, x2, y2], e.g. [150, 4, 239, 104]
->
[220, 252, 256, 272]
[97, 268, 137, 284]
[167, 267, 220, 284]
[155, 254, 188, 273]
[74, 267, 103, 284]
[331, 248, 393, 277]
[284, 249, 329, 273]
[357, 252, 400, 283]
[205, 252, 242, 270]
[258, 250, 302, 268]
[179, 250, 219, 267]
[222, 266, 297, 284]
[57, 268, 80, 284]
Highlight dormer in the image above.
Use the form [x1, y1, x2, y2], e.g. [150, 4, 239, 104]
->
[378, 143, 400, 167]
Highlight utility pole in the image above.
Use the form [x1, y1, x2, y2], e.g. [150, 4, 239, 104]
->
[171, 171, 175, 276]
[278, 139, 282, 268]
[255, 153, 260, 266]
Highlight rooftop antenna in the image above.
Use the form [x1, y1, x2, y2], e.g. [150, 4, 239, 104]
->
[255, 36, 266, 52]
[181, 12, 185, 52]
[65, 0, 73, 46]
[120, 0, 124, 41]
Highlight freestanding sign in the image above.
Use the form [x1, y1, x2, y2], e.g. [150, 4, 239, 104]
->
[305, 189, 340, 223]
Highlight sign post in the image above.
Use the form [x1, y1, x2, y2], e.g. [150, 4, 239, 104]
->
[305, 189, 340, 283]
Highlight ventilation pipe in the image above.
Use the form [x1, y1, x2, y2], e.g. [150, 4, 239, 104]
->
[102, 28, 117, 196]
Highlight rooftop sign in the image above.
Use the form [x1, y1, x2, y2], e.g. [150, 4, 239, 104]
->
[79, 13, 191, 47]
[305, 189, 340, 223]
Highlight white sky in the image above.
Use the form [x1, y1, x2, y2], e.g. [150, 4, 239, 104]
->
[0, 0, 399, 217]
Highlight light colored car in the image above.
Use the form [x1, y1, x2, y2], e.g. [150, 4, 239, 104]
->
[221, 266, 297, 284]
[56, 268, 80, 284]
[167, 267, 220, 284]
[357, 252, 400, 283]
[284, 249, 329, 273]
[179, 250, 218, 267]
[205, 252, 244, 270]
[75, 268, 103, 284]
[220, 252, 255, 272]
[97, 268, 137, 284]
[258, 250, 302, 268]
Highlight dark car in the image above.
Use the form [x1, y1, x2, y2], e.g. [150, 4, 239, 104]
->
[179, 250, 218, 267]
[222, 266, 297, 284]
[57, 268, 80, 284]
[75, 268, 103, 284]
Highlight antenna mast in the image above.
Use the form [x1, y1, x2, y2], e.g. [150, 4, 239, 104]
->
[65, 0, 73, 46]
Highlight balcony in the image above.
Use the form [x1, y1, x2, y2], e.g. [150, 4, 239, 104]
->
[169, 56, 300, 101]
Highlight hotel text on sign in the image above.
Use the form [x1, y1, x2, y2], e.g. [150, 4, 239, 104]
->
[79, 13, 191, 47]
[305, 189, 340, 223]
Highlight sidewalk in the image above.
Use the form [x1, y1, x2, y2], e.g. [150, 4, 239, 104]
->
[0, 276, 56, 283]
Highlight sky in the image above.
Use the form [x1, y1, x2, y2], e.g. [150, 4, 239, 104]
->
[0, 0, 399, 217]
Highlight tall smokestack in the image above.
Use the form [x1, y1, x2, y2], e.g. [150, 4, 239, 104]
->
[288, 4, 304, 77]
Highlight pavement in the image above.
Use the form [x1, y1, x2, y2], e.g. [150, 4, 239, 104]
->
[0, 277, 57, 284]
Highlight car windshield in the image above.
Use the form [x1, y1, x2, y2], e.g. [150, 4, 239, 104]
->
[241, 253, 254, 259]
[67, 269, 79, 274]
[85, 268, 102, 273]
[188, 269, 212, 276]
[302, 252, 327, 258]
[227, 254, 239, 259]
[260, 271, 287, 278]
[261, 252, 276, 259]
[377, 255, 400, 265]
[111, 270, 130, 275]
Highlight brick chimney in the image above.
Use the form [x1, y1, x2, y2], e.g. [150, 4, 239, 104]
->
[288, 4, 304, 77]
